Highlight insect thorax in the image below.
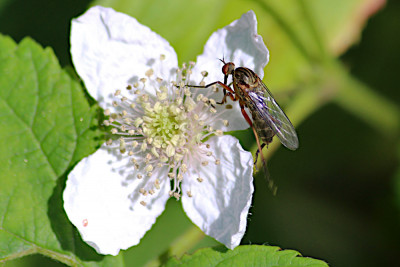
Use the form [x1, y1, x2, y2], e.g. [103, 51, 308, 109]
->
[233, 67, 259, 98]
[232, 68, 274, 144]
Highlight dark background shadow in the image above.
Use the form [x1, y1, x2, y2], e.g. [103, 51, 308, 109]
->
[243, 1, 400, 267]
[0, 0, 91, 66]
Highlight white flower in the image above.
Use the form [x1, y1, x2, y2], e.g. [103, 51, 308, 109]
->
[63, 6, 269, 256]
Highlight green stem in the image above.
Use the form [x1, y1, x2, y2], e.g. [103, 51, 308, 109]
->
[168, 226, 205, 256]
[145, 226, 205, 267]
[333, 62, 400, 136]
[297, 0, 328, 61]
[252, 0, 316, 64]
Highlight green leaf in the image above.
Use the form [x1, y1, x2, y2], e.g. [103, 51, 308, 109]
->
[0, 34, 121, 266]
[164, 245, 329, 267]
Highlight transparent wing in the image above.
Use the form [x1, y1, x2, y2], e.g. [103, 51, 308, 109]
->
[247, 81, 299, 150]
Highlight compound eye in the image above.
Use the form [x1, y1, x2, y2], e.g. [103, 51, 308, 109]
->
[222, 62, 235, 75]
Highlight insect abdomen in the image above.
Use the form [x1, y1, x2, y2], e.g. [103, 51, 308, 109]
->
[251, 110, 274, 144]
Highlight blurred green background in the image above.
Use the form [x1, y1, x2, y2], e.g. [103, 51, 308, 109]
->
[1, 0, 399, 266]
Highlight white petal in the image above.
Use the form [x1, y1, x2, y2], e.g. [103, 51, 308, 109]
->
[181, 135, 254, 249]
[71, 6, 178, 109]
[63, 145, 170, 255]
[191, 10, 269, 132]
[194, 10, 269, 81]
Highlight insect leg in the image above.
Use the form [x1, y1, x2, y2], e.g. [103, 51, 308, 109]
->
[239, 102, 253, 127]
[238, 102, 265, 165]
[238, 102, 263, 164]
[187, 81, 236, 104]
[254, 143, 266, 166]
[217, 71, 232, 105]
[188, 81, 235, 94]
[250, 124, 265, 168]
[240, 102, 277, 195]
[217, 90, 236, 105]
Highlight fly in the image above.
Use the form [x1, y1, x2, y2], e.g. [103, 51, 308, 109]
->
[190, 60, 299, 193]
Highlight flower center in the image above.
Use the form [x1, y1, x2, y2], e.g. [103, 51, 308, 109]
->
[104, 56, 226, 204]
[144, 100, 187, 149]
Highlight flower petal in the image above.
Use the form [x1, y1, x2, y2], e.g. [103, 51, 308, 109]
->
[191, 10, 269, 132]
[194, 10, 269, 81]
[71, 6, 178, 109]
[181, 135, 254, 249]
[63, 145, 170, 255]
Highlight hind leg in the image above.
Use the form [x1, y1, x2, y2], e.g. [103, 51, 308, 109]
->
[254, 143, 267, 167]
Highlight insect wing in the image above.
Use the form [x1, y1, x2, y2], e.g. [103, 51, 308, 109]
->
[248, 80, 299, 150]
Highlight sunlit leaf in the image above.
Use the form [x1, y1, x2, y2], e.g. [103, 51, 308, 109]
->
[164, 245, 329, 266]
[0, 34, 121, 266]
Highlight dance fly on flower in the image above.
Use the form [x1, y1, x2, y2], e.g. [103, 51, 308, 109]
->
[190, 60, 299, 192]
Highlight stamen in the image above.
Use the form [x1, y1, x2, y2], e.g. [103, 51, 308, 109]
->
[106, 57, 232, 202]
[145, 69, 154, 77]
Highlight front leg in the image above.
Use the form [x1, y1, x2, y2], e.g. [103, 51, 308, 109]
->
[187, 81, 237, 105]
[187, 81, 235, 95]
[217, 89, 236, 105]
